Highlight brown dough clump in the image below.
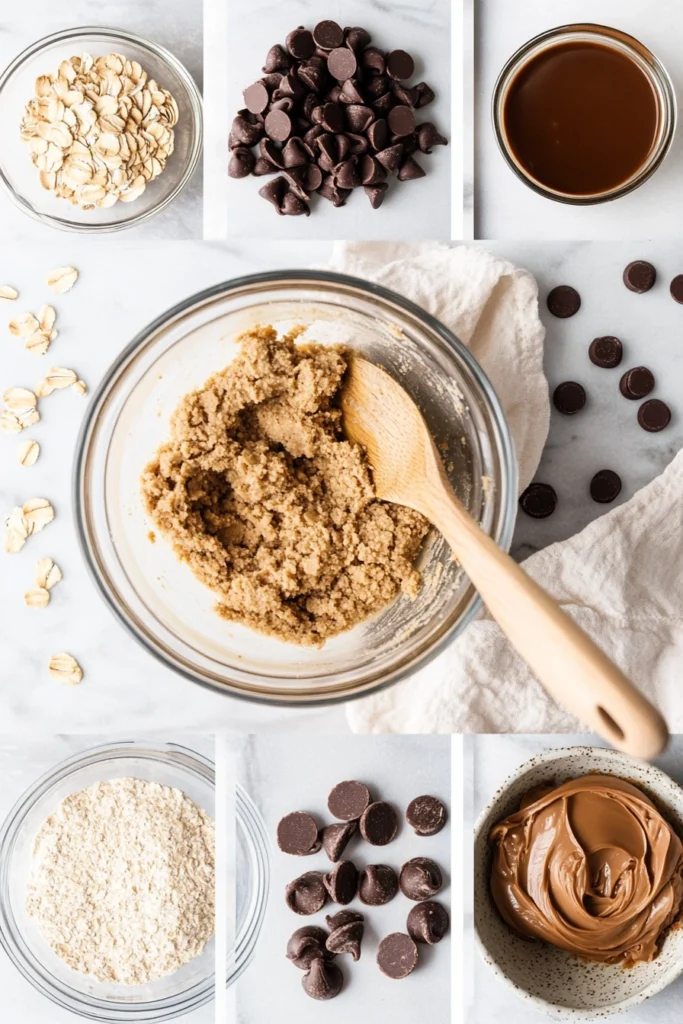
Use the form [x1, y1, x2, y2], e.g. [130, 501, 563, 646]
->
[141, 326, 429, 647]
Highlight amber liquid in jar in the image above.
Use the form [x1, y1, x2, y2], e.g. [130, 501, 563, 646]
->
[503, 40, 660, 196]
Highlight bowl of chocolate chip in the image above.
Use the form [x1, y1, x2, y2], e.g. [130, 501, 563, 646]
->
[74, 269, 516, 707]
[474, 746, 683, 1018]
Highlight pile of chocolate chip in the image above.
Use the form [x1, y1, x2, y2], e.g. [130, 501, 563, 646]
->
[278, 781, 449, 1000]
[520, 260, 675, 520]
[229, 21, 448, 215]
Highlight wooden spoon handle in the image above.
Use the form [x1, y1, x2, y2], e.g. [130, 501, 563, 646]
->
[425, 481, 668, 760]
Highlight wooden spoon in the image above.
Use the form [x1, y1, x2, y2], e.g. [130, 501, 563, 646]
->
[341, 357, 668, 759]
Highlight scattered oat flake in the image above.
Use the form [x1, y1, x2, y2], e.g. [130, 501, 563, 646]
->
[49, 652, 83, 685]
[72, 379, 88, 396]
[47, 267, 78, 294]
[36, 557, 62, 589]
[9, 312, 39, 337]
[0, 286, 18, 300]
[44, 367, 78, 390]
[18, 439, 40, 466]
[25, 331, 51, 355]
[40, 305, 56, 332]
[3, 507, 30, 553]
[3, 387, 37, 411]
[25, 587, 50, 609]
[1, 410, 23, 434]
[22, 498, 54, 533]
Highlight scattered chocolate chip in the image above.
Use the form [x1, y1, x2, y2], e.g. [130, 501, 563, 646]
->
[231, 114, 262, 146]
[319, 174, 350, 206]
[367, 118, 389, 150]
[286, 871, 328, 915]
[277, 811, 320, 856]
[322, 101, 345, 133]
[320, 820, 356, 862]
[263, 44, 292, 74]
[547, 285, 581, 318]
[335, 158, 361, 190]
[407, 901, 449, 944]
[358, 864, 398, 905]
[399, 857, 443, 901]
[624, 260, 656, 293]
[346, 103, 374, 133]
[345, 27, 371, 52]
[243, 81, 270, 115]
[305, 163, 323, 191]
[252, 157, 276, 176]
[281, 137, 309, 168]
[364, 182, 389, 208]
[619, 366, 655, 400]
[363, 47, 386, 75]
[406, 795, 447, 837]
[228, 146, 255, 179]
[519, 482, 557, 519]
[328, 781, 371, 821]
[360, 801, 399, 845]
[386, 49, 415, 81]
[323, 860, 358, 905]
[416, 122, 448, 153]
[328, 46, 357, 81]
[375, 143, 403, 174]
[671, 275, 683, 304]
[287, 926, 333, 969]
[360, 154, 387, 185]
[589, 336, 623, 369]
[590, 470, 622, 504]
[387, 104, 415, 137]
[415, 81, 435, 107]
[346, 132, 369, 155]
[281, 190, 310, 216]
[302, 957, 343, 1000]
[392, 82, 419, 107]
[313, 20, 344, 51]
[326, 914, 365, 961]
[638, 398, 671, 432]
[377, 932, 418, 979]
[258, 175, 286, 212]
[259, 137, 285, 167]
[397, 156, 425, 181]
[264, 108, 292, 142]
[286, 27, 316, 60]
[339, 79, 365, 104]
[553, 381, 587, 415]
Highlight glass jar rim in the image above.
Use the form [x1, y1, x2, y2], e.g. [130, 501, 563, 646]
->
[492, 22, 678, 206]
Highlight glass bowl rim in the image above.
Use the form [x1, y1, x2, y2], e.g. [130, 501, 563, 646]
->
[0, 25, 203, 234]
[0, 739, 216, 1021]
[72, 267, 518, 708]
[491, 22, 678, 207]
[230, 784, 270, 989]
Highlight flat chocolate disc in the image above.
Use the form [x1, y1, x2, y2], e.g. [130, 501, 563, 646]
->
[638, 398, 671, 432]
[323, 860, 358, 905]
[387, 104, 415, 137]
[386, 49, 415, 81]
[360, 801, 398, 845]
[277, 811, 319, 856]
[547, 285, 581, 318]
[519, 482, 557, 519]
[313, 20, 344, 50]
[321, 820, 357, 862]
[671, 275, 683, 304]
[285, 871, 328, 915]
[264, 108, 292, 142]
[589, 336, 623, 368]
[243, 81, 270, 114]
[624, 260, 656, 293]
[327, 47, 357, 81]
[302, 958, 343, 1000]
[328, 781, 371, 821]
[406, 795, 447, 836]
[619, 366, 655, 400]
[553, 381, 586, 415]
[399, 857, 443, 901]
[358, 864, 398, 906]
[590, 470, 622, 504]
[407, 901, 449, 944]
[377, 932, 418, 979]
[286, 926, 332, 969]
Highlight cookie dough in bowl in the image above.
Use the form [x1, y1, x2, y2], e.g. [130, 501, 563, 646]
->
[75, 271, 516, 705]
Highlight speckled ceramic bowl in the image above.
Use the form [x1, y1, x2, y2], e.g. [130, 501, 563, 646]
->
[474, 747, 683, 1020]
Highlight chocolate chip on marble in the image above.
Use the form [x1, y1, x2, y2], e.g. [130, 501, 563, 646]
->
[327, 46, 357, 81]
[362, 46, 386, 74]
[364, 182, 389, 208]
[287, 926, 334, 970]
[397, 156, 425, 180]
[407, 901, 449, 944]
[228, 146, 255, 178]
[417, 122, 448, 153]
[346, 132, 369, 155]
[387, 104, 415, 137]
[553, 381, 587, 415]
[619, 366, 655, 400]
[589, 336, 623, 369]
[399, 857, 443, 901]
[321, 820, 357, 862]
[231, 114, 263, 146]
[344, 27, 371, 52]
[326, 919, 364, 961]
[375, 144, 404, 173]
[386, 49, 415, 81]
[367, 118, 389, 150]
[346, 103, 374, 133]
[264, 108, 292, 142]
[323, 860, 358, 905]
[360, 801, 399, 845]
[361, 154, 387, 185]
[258, 175, 287, 212]
[391, 82, 419, 107]
[638, 398, 671, 432]
[328, 781, 371, 821]
[302, 958, 343, 1000]
[319, 175, 350, 206]
[547, 285, 581, 318]
[252, 157, 276, 176]
[285, 872, 327, 915]
[339, 78, 365, 104]
[406, 795, 447, 836]
[377, 932, 418, 979]
[243, 81, 270, 114]
[313, 20, 344, 51]
[305, 163, 323, 191]
[286, 27, 316, 60]
[671, 275, 683, 304]
[519, 482, 557, 519]
[358, 864, 399, 905]
[624, 260, 657, 293]
[335, 158, 361, 190]
[414, 82, 435, 107]
[321, 102, 345, 133]
[590, 470, 622, 504]
[263, 44, 292, 74]
[281, 190, 310, 216]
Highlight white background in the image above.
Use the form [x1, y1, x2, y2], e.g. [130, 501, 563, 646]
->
[475, 0, 683, 239]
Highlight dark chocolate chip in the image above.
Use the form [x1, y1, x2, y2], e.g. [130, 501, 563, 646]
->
[407, 901, 449, 945]
[298, 61, 326, 94]
[360, 155, 387, 185]
[328, 47, 357, 81]
[336, 134, 351, 161]
[590, 470, 622, 504]
[359, 801, 398, 845]
[553, 381, 587, 415]
[286, 26, 316, 60]
[322, 102, 345, 133]
[326, 909, 364, 931]
[392, 82, 419, 107]
[339, 79, 365, 105]
[414, 82, 435, 107]
[228, 146, 255, 178]
[252, 157, 276, 176]
[277, 811, 320, 855]
[287, 926, 333, 970]
[258, 175, 286, 213]
[397, 156, 425, 180]
[231, 115, 262, 146]
[405, 795, 447, 836]
[282, 137, 309, 168]
[281, 166, 310, 200]
[365, 75, 391, 100]
[377, 933, 418, 979]
[326, 84, 342, 103]
[388, 105, 415, 138]
[269, 96, 294, 114]
[263, 44, 292, 74]
[323, 860, 358, 905]
[346, 104, 374, 133]
[261, 72, 283, 90]
[264, 108, 292, 142]
[259, 138, 285, 168]
[303, 124, 325, 150]
[362, 47, 386, 75]
[386, 49, 415, 81]
[281, 190, 310, 216]
[519, 482, 557, 519]
[346, 132, 369, 155]
[328, 781, 371, 821]
[358, 864, 398, 905]
[243, 81, 270, 115]
[395, 132, 418, 157]
[638, 398, 671, 432]
[399, 857, 443, 901]
[375, 144, 403, 173]
[416, 122, 448, 153]
[589, 336, 623, 368]
[335, 158, 361, 190]
[364, 182, 389, 208]
[302, 958, 343, 1000]
[276, 73, 306, 100]
[671, 275, 683, 304]
[547, 285, 581, 318]
[285, 871, 328, 915]
[344, 27, 371, 52]
[305, 163, 323, 191]
[619, 366, 655, 400]
[313, 20, 344, 51]
[321, 820, 356, 862]
[372, 91, 394, 115]
[367, 118, 389, 151]
[624, 260, 656, 293]
[326, 920, 364, 961]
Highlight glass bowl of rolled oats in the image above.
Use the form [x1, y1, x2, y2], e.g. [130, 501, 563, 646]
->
[0, 27, 202, 232]
[0, 740, 216, 1021]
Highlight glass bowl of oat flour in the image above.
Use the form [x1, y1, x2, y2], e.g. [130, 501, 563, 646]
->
[0, 741, 215, 1021]
[75, 270, 517, 707]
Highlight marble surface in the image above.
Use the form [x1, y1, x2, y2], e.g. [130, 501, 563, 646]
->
[0, 734, 214, 1023]
[0, 0, 203, 241]
[0, 240, 680, 739]
[221, 0, 455, 240]
[467, 734, 683, 1023]
[475, 0, 683, 239]
[233, 734, 452, 1024]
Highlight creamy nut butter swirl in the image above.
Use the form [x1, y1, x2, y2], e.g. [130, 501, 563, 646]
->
[489, 775, 683, 965]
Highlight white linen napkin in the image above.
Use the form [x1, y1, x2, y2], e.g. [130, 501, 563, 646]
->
[327, 243, 683, 736]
